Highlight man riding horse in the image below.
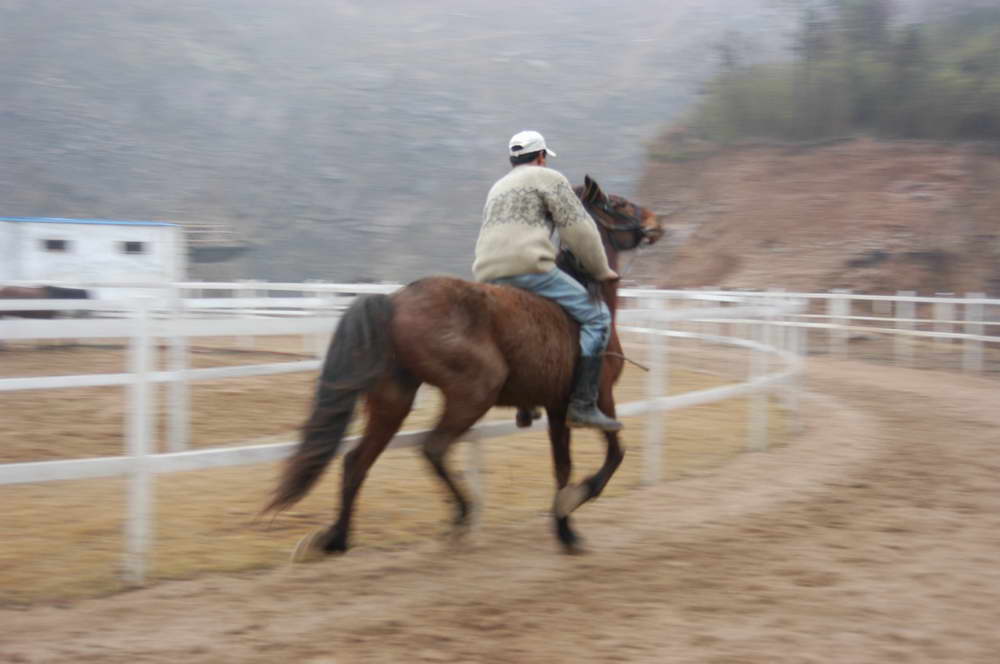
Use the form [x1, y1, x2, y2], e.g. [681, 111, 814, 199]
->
[265, 132, 663, 558]
[474, 130, 622, 432]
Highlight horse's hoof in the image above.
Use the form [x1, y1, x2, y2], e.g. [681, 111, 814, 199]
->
[561, 537, 588, 555]
[446, 527, 478, 553]
[554, 483, 590, 518]
[448, 511, 476, 542]
[290, 530, 327, 564]
[556, 518, 587, 555]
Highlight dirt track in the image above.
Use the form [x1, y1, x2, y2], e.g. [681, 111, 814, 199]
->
[3, 357, 1000, 663]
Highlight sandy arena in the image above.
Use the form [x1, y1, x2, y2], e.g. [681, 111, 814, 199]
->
[2, 349, 999, 662]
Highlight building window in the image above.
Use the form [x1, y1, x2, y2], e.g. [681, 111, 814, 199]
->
[43, 239, 69, 252]
[121, 241, 146, 255]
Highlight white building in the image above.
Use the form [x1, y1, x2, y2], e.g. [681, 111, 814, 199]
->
[0, 217, 186, 296]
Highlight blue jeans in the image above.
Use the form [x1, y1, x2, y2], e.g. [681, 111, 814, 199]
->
[490, 267, 611, 357]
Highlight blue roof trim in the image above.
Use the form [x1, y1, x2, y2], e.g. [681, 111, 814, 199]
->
[0, 216, 178, 227]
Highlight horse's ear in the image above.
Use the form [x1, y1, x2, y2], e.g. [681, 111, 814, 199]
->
[582, 174, 607, 204]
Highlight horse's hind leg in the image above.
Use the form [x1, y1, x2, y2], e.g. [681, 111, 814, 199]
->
[420, 388, 499, 534]
[309, 374, 418, 556]
[547, 409, 585, 553]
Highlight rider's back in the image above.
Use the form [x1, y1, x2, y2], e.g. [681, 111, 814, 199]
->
[473, 165, 611, 284]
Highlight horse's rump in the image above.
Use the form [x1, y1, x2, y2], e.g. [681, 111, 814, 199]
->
[390, 276, 579, 409]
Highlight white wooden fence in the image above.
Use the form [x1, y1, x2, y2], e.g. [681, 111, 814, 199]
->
[23, 281, 998, 584]
[681, 289, 1000, 372]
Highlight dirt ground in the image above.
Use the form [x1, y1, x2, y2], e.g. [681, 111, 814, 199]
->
[3, 353, 999, 663]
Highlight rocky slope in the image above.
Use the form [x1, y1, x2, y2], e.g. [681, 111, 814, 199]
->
[634, 136, 1000, 296]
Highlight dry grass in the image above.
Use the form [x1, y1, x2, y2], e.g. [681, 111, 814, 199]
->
[0, 337, 790, 605]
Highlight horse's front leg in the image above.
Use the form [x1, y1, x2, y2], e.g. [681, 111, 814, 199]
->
[585, 380, 627, 496]
[588, 429, 626, 498]
[553, 389, 626, 520]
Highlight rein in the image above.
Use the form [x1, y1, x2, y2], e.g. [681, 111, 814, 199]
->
[557, 196, 655, 288]
[616, 244, 644, 281]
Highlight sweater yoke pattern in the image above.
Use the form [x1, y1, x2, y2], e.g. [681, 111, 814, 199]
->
[483, 180, 584, 230]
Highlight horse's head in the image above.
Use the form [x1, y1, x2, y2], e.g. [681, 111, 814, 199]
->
[575, 175, 664, 252]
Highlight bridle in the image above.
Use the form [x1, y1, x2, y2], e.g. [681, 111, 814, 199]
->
[589, 198, 653, 251]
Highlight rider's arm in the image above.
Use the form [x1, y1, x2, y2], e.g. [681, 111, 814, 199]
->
[542, 174, 617, 281]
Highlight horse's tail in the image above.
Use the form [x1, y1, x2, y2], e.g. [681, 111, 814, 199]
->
[264, 294, 395, 514]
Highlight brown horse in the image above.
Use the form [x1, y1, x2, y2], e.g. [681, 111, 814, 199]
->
[265, 175, 664, 556]
[0, 285, 91, 319]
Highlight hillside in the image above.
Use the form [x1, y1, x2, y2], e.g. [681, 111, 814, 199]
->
[0, 0, 786, 284]
[635, 136, 1000, 296]
[4, 1, 994, 292]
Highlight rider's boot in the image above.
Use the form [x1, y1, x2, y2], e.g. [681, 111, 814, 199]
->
[566, 355, 623, 432]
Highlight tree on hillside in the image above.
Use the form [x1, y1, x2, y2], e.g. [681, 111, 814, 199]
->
[882, 24, 928, 136]
[793, 4, 845, 137]
[689, 0, 1000, 142]
[837, 0, 893, 54]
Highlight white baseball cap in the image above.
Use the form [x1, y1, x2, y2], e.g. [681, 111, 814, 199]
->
[508, 130, 557, 157]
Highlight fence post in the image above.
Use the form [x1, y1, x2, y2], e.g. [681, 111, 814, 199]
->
[311, 282, 331, 359]
[797, 295, 810, 358]
[322, 290, 342, 360]
[166, 286, 190, 452]
[747, 315, 770, 452]
[768, 288, 786, 353]
[934, 293, 955, 352]
[785, 298, 804, 435]
[642, 296, 667, 486]
[125, 298, 154, 586]
[302, 280, 319, 355]
[773, 292, 800, 435]
[828, 290, 850, 359]
[895, 291, 916, 367]
[237, 279, 257, 350]
[963, 293, 985, 374]
[700, 286, 719, 339]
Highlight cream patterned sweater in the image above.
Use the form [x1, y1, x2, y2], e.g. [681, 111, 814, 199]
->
[472, 165, 614, 282]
